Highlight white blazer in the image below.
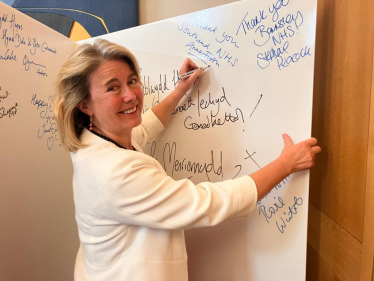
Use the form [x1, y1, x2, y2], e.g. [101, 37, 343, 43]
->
[72, 110, 258, 281]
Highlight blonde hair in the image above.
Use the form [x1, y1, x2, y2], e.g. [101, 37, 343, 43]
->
[54, 39, 141, 152]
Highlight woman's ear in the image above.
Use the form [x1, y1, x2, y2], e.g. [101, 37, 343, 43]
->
[78, 100, 93, 116]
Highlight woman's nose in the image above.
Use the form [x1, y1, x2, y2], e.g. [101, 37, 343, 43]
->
[122, 87, 136, 103]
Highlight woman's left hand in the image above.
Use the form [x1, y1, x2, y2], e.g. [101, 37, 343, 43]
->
[176, 58, 202, 94]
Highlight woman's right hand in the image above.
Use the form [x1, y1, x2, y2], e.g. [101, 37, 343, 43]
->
[279, 133, 321, 174]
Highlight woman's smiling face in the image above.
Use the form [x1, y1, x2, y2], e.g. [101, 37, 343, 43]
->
[83, 59, 143, 136]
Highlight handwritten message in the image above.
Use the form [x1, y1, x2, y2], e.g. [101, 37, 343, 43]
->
[140, 62, 266, 183]
[30, 94, 60, 150]
[256, 175, 304, 234]
[235, 0, 311, 70]
[0, 86, 18, 119]
[173, 0, 312, 71]
[177, 14, 240, 68]
[149, 141, 223, 181]
[141, 68, 261, 133]
[0, 12, 57, 77]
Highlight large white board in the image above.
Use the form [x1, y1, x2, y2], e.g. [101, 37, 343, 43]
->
[83, 1, 317, 280]
[0, 0, 317, 280]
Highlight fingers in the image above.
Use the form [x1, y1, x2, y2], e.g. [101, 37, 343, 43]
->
[301, 143, 321, 170]
[303, 137, 318, 146]
[283, 135, 320, 152]
[301, 138, 321, 161]
[177, 62, 202, 94]
[280, 135, 321, 173]
[185, 69, 202, 82]
[282, 133, 294, 147]
[184, 58, 198, 69]
[311, 145, 321, 154]
[186, 58, 198, 69]
[181, 58, 198, 73]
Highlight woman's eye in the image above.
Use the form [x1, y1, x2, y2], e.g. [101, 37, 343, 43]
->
[107, 85, 118, 92]
[128, 78, 138, 85]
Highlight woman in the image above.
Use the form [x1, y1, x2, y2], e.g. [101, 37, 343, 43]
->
[54, 39, 320, 281]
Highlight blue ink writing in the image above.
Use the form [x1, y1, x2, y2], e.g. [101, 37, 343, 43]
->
[259, 197, 285, 223]
[236, 10, 267, 36]
[276, 45, 311, 70]
[37, 68, 47, 77]
[0, 48, 16, 61]
[257, 41, 289, 69]
[178, 22, 211, 49]
[190, 14, 218, 33]
[253, 11, 303, 47]
[41, 42, 57, 54]
[276, 196, 303, 233]
[269, 0, 290, 22]
[216, 48, 238, 67]
[23, 55, 46, 71]
[215, 31, 240, 48]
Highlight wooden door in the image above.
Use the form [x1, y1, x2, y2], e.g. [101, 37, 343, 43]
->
[307, 0, 374, 280]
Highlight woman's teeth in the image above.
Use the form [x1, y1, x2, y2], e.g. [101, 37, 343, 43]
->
[120, 107, 137, 114]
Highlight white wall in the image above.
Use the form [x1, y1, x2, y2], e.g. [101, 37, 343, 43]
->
[139, 0, 237, 25]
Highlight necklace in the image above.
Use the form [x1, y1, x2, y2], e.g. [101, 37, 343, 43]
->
[89, 129, 136, 151]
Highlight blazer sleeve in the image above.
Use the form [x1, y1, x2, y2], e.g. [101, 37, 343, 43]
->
[132, 109, 164, 148]
[101, 151, 258, 230]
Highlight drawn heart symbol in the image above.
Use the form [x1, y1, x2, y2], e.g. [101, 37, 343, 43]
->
[47, 136, 54, 150]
